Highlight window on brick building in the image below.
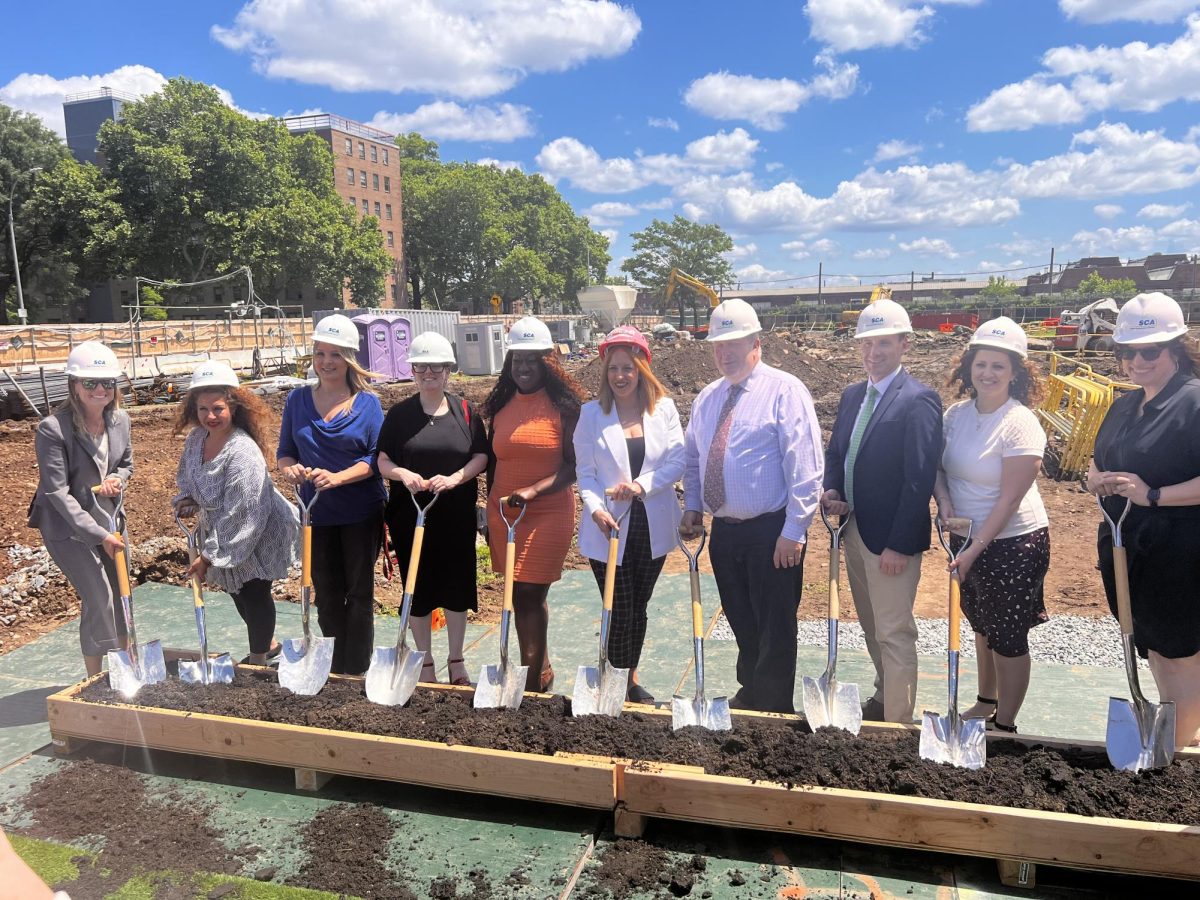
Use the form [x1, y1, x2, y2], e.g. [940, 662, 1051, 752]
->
[382, 148, 389, 166]
[383, 175, 390, 193]
[374, 201, 381, 217]
[346, 167, 355, 185]
[370, 145, 377, 162]
[360, 170, 367, 186]
[349, 196, 356, 208]
[387, 231, 394, 247]
[362, 199, 368, 213]
[372, 173, 379, 190]
[385, 204, 392, 220]
[358, 141, 365, 159]
[344, 137, 352, 154]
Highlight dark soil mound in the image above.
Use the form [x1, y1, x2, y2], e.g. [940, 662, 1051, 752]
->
[288, 802, 418, 900]
[80, 676, 1200, 826]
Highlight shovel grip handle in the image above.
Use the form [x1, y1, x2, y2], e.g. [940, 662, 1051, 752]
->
[689, 571, 704, 638]
[405, 525, 425, 596]
[948, 576, 962, 652]
[602, 534, 619, 613]
[503, 538, 516, 613]
[110, 530, 132, 597]
[1112, 544, 1134, 636]
[301, 525, 312, 587]
[190, 577, 204, 609]
[828, 546, 840, 620]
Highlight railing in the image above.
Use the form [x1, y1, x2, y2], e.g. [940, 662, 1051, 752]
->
[281, 114, 393, 143]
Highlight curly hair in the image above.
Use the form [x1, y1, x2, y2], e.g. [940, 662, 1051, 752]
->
[173, 385, 274, 458]
[1154, 335, 1200, 378]
[482, 351, 588, 421]
[946, 345, 1046, 407]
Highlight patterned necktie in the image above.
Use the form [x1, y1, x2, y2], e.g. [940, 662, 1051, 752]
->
[844, 384, 879, 510]
[703, 383, 744, 513]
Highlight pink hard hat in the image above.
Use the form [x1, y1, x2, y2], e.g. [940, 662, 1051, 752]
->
[598, 325, 651, 361]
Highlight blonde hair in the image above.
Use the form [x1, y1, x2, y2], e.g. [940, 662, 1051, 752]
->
[58, 377, 122, 436]
[597, 347, 667, 415]
[314, 342, 380, 396]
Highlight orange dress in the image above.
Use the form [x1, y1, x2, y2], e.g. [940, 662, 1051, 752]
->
[487, 389, 576, 584]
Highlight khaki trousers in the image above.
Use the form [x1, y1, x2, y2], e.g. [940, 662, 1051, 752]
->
[843, 517, 922, 723]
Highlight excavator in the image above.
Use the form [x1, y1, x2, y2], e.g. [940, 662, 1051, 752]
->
[837, 285, 891, 333]
[664, 268, 720, 336]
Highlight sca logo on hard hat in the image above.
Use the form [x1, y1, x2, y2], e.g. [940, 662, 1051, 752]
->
[520, 330, 534, 338]
[1137, 318, 1156, 327]
[869, 315, 885, 325]
[721, 318, 734, 327]
[989, 327, 1006, 335]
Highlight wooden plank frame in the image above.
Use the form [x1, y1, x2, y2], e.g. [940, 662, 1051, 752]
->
[46, 674, 616, 810]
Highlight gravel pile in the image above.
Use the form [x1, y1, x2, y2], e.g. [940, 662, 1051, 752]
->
[711, 614, 1133, 669]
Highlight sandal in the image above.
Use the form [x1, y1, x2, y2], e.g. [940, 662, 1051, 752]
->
[420, 659, 439, 684]
[447, 657, 471, 687]
[539, 664, 555, 694]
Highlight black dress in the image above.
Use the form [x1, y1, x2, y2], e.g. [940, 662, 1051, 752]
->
[377, 393, 490, 616]
[1093, 370, 1200, 659]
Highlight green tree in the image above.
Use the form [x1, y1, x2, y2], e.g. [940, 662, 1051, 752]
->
[0, 104, 72, 323]
[978, 275, 1019, 301]
[1072, 270, 1138, 300]
[138, 285, 168, 320]
[620, 216, 734, 311]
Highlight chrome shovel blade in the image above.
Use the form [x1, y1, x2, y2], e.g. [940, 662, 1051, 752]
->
[473, 663, 528, 709]
[572, 661, 629, 718]
[670, 694, 733, 731]
[364, 646, 427, 706]
[801, 674, 862, 735]
[919, 711, 987, 770]
[277, 636, 335, 695]
[1106, 696, 1177, 772]
[106, 640, 167, 699]
[178, 653, 235, 686]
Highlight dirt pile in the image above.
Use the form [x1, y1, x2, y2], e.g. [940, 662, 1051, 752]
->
[289, 802, 419, 900]
[80, 676, 1200, 826]
[577, 839, 706, 898]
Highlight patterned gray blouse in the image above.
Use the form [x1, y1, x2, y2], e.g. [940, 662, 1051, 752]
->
[175, 427, 298, 593]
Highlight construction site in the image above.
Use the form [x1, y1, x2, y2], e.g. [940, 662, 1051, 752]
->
[1, 298, 1198, 900]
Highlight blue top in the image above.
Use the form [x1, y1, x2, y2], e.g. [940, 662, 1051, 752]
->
[277, 387, 386, 526]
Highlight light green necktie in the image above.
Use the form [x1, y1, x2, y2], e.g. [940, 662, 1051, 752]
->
[845, 384, 879, 509]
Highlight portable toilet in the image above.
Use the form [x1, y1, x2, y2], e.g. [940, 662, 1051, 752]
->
[353, 315, 393, 382]
[455, 323, 506, 375]
[389, 316, 413, 380]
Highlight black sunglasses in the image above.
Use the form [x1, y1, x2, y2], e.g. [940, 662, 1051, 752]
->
[1114, 346, 1166, 362]
[411, 363, 448, 373]
[81, 378, 117, 390]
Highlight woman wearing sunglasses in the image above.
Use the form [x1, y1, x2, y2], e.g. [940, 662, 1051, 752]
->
[29, 342, 132, 677]
[935, 318, 1050, 734]
[1088, 291, 1200, 749]
[376, 332, 489, 686]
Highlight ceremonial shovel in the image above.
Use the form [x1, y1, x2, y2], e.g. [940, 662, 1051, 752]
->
[473, 496, 529, 709]
[671, 525, 732, 731]
[174, 507, 234, 685]
[277, 483, 334, 695]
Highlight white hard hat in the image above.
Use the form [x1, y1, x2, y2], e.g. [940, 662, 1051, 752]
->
[854, 298, 912, 338]
[506, 316, 554, 352]
[1114, 292, 1187, 344]
[707, 298, 761, 342]
[970, 316, 1028, 359]
[189, 361, 239, 391]
[65, 342, 122, 379]
[312, 313, 361, 351]
[409, 331, 455, 365]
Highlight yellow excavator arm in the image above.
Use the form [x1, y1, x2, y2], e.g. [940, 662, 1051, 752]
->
[665, 268, 720, 307]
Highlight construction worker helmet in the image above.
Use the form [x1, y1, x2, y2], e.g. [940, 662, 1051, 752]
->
[506, 316, 555, 353]
[65, 342, 122, 379]
[311, 313, 361, 351]
[598, 325, 651, 361]
[854, 298, 912, 338]
[707, 298, 761, 342]
[1114, 292, 1187, 345]
[408, 331, 456, 365]
[970, 316, 1029, 359]
[189, 361, 239, 391]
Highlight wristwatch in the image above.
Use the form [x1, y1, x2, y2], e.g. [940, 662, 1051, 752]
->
[1147, 487, 1161, 508]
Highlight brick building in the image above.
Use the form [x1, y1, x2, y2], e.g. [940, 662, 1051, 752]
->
[282, 114, 406, 308]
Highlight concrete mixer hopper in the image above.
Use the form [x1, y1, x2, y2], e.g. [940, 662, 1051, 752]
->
[577, 285, 638, 330]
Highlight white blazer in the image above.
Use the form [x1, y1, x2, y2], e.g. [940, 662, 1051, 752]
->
[573, 397, 685, 563]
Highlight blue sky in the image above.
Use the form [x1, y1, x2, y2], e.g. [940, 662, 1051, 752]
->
[4, 1, 1200, 289]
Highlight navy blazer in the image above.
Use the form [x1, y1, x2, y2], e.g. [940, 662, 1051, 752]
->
[823, 368, 942, 556]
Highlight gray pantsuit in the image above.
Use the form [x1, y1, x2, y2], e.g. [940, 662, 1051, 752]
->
[29, 408, 134, 657]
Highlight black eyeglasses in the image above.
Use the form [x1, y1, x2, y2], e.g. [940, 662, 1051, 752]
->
[411, 363, 448, 374]
[81, 379, 117, 390]
[1114, 346, 1166, 362]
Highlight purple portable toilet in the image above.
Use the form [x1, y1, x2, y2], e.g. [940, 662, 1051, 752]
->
[353, 315, 393, 382]
[389, 316, 413, 380]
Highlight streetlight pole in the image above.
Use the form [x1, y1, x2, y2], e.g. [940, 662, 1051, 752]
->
[5, 166, 43, 326]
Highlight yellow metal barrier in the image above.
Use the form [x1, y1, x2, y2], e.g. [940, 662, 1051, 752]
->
[1035, 353, 1136, 479]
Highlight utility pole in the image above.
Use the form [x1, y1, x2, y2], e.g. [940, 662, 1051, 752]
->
[817, 262, 823, 305]
[1048, 247, 1055, 307]
[4, 166, 43, 325]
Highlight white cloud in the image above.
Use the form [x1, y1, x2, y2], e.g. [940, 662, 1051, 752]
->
[369, 102, 533, 142]
[582, 201, 638, 226]
[1060, 1, 1200, 24]
[683, 54, 858, 130]
[647, 116, 679, 131]
[725, 242, 759, 260]
[998, 236, 1045, 255]
[535, 128, 758, 193]
[765, 161, 785, 172]
[978, 259, 1025, 271]
[804, 0, 982, 53]
[968, 16, 1200, 132]
[853, 247, 892, 260]
[600, 228, 619, 245]
[1094, 203, 1124, 218]
[212, 0, 640, 98]
[737, 263, 790, 282]
[1139, 202, 1191, 217]
[873, 139, 922, 162]
[639, 197, 674, 210]
[477, 158, 524, 171]
[1071, 217, 1200, 257]
[899, 237, 961, 257]
[782, 238, 838, 259]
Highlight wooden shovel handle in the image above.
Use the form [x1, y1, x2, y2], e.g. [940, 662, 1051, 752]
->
[1112, 545, 1134, 637]
[948, 577, 963, 653]
[689, 571, 703, 639]
[113, 536, 132, 598]
[828, 545, 840, 620]
[301, 525, 312, 588]
[503, 535, 516, 614]
[602, 533, 619, 613]
[405, 525, 425, 596]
